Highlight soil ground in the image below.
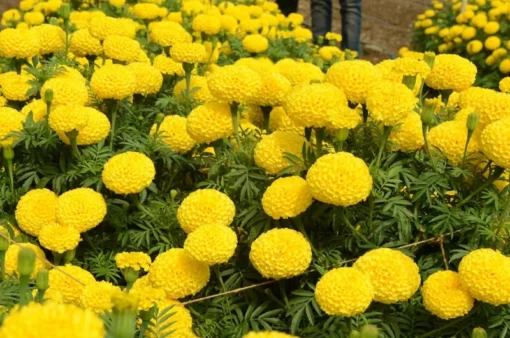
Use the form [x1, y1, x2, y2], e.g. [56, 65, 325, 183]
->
[0, 0, 429, 62]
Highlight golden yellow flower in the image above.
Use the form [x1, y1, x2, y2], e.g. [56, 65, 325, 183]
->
[24, 11, 45, 25]
[254, 131, 307, 175]
[184, 224, 237, 265]
[268, 107, 304, 134]
[146, 299, 194, 338]
[150, 22, 192, 47]
[81, 281, 122, 314]
[458, 87, 510, 125]
[41, 78, 89, 107]
[15, 188, 57, 237]
[171, 42, 206, 64]
[326, 60, 380, 104]
[192, 14, 221, 35]
[428, 120, 480, 165]
[388, 112, 425, 152]
[115, 252, 151, 271]
[39, 222, 80, 253]
[0, 72, 33, 101]
[48, 105, 89, 134]
[5, 243, 49, 279]
[31, 24, 65, 55]
[126, 62, 163, 95]
[242, 34, 269, 53]
[425, 54, 477, 92]
[102, 151, 156, 194]
[0, 28, 40, 59]
[90, 64, 136, 100]
[0, 107, 23, 147]
[499, 77, 510, 92]
[58, 108, 110, 146]
[56, 187, 107, 233]
[132, 3, 161, 20]
[48, 264, 96, 304]
[207, 64, 262, 104]
[481, 118, 510, 169]
[366, 81, 416, 126]
[129, 275, 165, 312]
[153, 54, 185, 76]
[276, 59, 324, 86]
[262, 176, 313, 219]
[103, 35, 141, 62]
[89, 16, 128, 40]
[151, 115, 196, 154]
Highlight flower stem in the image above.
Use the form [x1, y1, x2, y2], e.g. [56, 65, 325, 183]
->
[373, 125, 392, 168]
[129, 194, 153, 217]
[460, 130, 474, 169]
[107, 100, 120, 151]
[3, 146, 15, 193]
[422, 124, 438, 172]
[339, 208, 373, 247]
[138, 320, 149, 338]
[65, 130, 81, 160]
[19, 274, 30, 306]
[0, 251, 5, 281]
[293, 215, 316, 255]
[183, 63, 194, 114]
[314, 127, 325, 157]
[457, 166, 505, 207]
[230, 102, 241, 149]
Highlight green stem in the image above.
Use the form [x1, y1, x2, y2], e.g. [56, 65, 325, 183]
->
[422, 124, 438, 172]
[211, 139, 223, 159]
[53, 252, 62, 266]
[457, 166, 505, 207]
[107, 100, 120, 151]
[261, 106, 272, 132]
[183, 63, 194, 114]
[14, 59, 24, 75]
[138, 320, 149, 338]
[0, 251, 5, 281]
[129, 194, 153, 217]
[340, 208, 373, 246]
[19, 274, 30, 306]
[65, 130, 81, 160]
[314, 127, 325, 157]
[362, 105, 368, 124]
[36, 289, 46, 303]
[373, 125, 392, 168]
[3, 146, 15, 194]
[461, 130, 474, 169]
[230, 102, 241, 149]
[293, 215, 316, 255]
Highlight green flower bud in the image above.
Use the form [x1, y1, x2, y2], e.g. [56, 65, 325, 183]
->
[63, 248, 76, 264]
[170, 189, 178, 200]
[111, 293, 138, 338]
[18, 247, 36, 277]
[44, 88, 53, 104]
[421, 101, 436, 126]
[360, 325, 379, 338]
[122, 267, 139, 284]
[155, 113, 165, 124]
[402, 75, 417, 91]
[2, 147, 14, 161]
[36, 269, 49, 291]
[317, 36, 324, 46]
[48, 17, 59, 26]
[335, 128, 349, 142]
[58, 4, 71, 20]
[302, 54, 312, 63]
[0, 228, 10, 252]
[467, 112, 479, 133]
[472, 328, 487, 338]
[424, 51, 436, 68]
[349, 330, 361, 338]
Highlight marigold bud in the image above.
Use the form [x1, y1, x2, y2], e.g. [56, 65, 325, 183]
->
[467, 112, 479, 133]
[360, 325, 379, 338]
[335, 128, 349, 142]
[472, 328, 487, 338]
[421, 101, 436, 126]
[349, 330, 361, 338]
[424, 51, 436, 68]
[18, 247, 36, 277]
[0, 228, 10, 251]
[36, 268, 49, 290]
[155, 113, 165, 124]
[44, 88, 53, 104]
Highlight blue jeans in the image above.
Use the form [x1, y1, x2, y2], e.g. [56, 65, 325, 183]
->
[311, 0, 362, 55]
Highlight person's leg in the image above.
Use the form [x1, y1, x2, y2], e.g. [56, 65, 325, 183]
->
[311, 0, 332, 40]
[276, 0, 299, 16]
[340, 0, 362, 55]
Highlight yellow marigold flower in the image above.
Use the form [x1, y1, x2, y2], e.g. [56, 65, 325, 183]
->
[485, 36, 501, 50]
[39, 222, 80, 253]
[354, 248, 420, 304]
[31, 24, 65, 55]
[0, 28, 40, 59]
[461, 26, 476, 40]
[109, 0, 126, 7]
[459, 248, 510, 305]
[319, 46, 343, 61]
[15, 188, 57, 237]
[48, 264, 96, 304]
[388, 112, 424, 152]
[499, 77, 510, 92]
[132, 3, 161, 20]
[184, 224, 237, 265]
[393, 57, 431, 78]
[0, 72, 33, 101]
[459, 87, 510, 125]
[146, 299, 194, 338]
[173, 75, 214, 103]
[171, 42, 206, 64]
[283, 83, 347, 128]
[0, 96, 6, 107]
[242, 34, 269, 53]
[177, 189, 236, 233]
[366, 81, 416, 126]
[48, 105, 89, 134]
[481, 118, 510, 169]
[325, 32, 342, 42]
[315, 267, 374, 316]
[292, 26, 312, 42]
[129, 275, 165, 312]
[243, 332, 297, 338]
[262, 176, 313, 219]
[425, 54, 477, 92]
[115, 252, 151, 271]
[467, 40, 483, 54]
[58, 108, 110, 145]
[484, 21, 500, 34]
[153, 54, 185, 76]
[276, 59, 324, 86]
[249, 228, 311, 279]
[268, 107, 304, 134]
[249, 72, 291, 107]
[186, 102, 234, 144]
[0, 302, 105, 338]
[81, 281, 122, 314]
[149, 248, 210, 299]
[207, 65, 262, 104]
[428, 120, 480, 164]
[422, 270, 474, 320]
[54, 66, 87, 84]
[192, 14, 221, 35]
[41, 78, 89, 107]
[24, 11, 45, 25]
[235, 57, 277, 74]
[151, 115, 196, 154]
[126, 62, 163, 95]
[5, 243, 49, 279]
[326, 60, 380, 104]
[149, 22, 192, 47]
[328, 105, 363, 130]
[167, 12, 183, 23]
[0, 107, 23, 147]
[103, 35, 140, 63]
[500, 59, 510, 74]
[89, 16, 127, 41]
[254, 131, 307, 175]
[306, 152, 372, 207]
[90, 64, 136, 100]
[102, 151, 156, 194]
[56, 187, 107, 233]
[220, 14, 238, 33]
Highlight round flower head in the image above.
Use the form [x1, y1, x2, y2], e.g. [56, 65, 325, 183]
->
[132, 3, 161, 20]
[481, 118, 510, 169]
[0, 72, 33, 101]
[89, 16, 128, 41]
[153, 54, 185, 76]
[276, 59, 324, 86]
[56, 187, 107, 233]
[173, 75, 214, 103]
[0, 28, 40, 59]
[102, 151, 156, 194]
[58, 108, 110, 146]
[242, 34, 269, 53]
[428, 120, 480, 165]
[21, 99, 47, 122]
[53, 66, 87, 84]
[177, 189, 236, 234]
[241, 105, 264, 127]
[48, 264, 96, 305]
[425, 54, 476, 92]
[0, 107, 23, 147]
[262, 176, 313, 219]
[422, 270, 474, 320]
[269, 107, 304, 134]
[249, 228, 312, 279]
[315, 267, 374, 316]
[39, 222, 81, 253]
[126, 62, 163, 95]
[326, 60, 380, 104]
[327, 105, 362, 130]
[24, 11, 45, 25]
[251, 72, 291, 107]
[171, 42, 206, 64]
[186, 102, 234, 144]
[459, 248, 510, 305]
[149, 21, 192, 47]
[146, 299, 194, 338]
[366, 81, 416, 126]
[184, 224, 238, 265]
[15, 188, 57, 236]
[41, 78, 89, 107]
[499, 77, 510, 93]
[306, 152, 372, 207]
[149, 248, 210, 299]
[115, 252, 151, 271]
[192, 14, 221, 35]
[90, 64, 136, 100]
[81, 281, 122, 314]
[31, 24, 65, 55]
[129, 275, 165, 312]
[207, 65, 262, 104]
[151, 115, 196, 154]
[392, 57, 431, 78]
[353, 248, 421, 304]
[49, 105, 90, 134]
[5, 243, 49, 279]
[319, 46, 343, 61]
[103, 35, 141, 63]
[458, 87, 510, 125]
[0, 302, 105, 338]
[243, 332, 297, 338]
[235, 57, 277, 74]
[254, 131, 307, 175]
[388, 112, 425, 152]
[283, 83, 348, 128]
